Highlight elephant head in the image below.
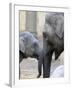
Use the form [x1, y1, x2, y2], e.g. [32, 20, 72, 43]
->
[45, 13, 64, 39]
[19, 31, 43, 79]
[19, 31, 41, 61]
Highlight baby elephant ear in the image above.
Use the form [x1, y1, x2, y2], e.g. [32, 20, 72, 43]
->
[19, 37, 25, 53]
[55, 15, 64, 39]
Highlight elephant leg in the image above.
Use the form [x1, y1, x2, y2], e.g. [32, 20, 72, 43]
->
[37, 50, 43, 78]
[37, 60, 42, 78]
[37, 58, 43, 78]
[19, 64, 20, 79]
[43, 50, 53, 78]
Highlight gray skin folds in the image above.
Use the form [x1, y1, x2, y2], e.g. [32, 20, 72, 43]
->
[43, 12, 64, 78]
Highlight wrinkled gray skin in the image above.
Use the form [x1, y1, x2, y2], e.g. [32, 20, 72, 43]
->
[19, 31, 42, 78]
[43, 13, 64, 78]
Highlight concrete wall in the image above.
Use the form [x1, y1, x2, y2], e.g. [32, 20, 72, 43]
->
[19, 11, 46, 37]
[36, 12, 45, 38]
[19, 11, 26, 32]
[25, 11, 37, 34]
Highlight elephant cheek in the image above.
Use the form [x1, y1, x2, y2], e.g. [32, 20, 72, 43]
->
[26, 48, 34, 56]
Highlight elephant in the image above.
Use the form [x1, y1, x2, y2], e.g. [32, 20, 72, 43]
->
[42, 12, 64, 78]
[19, 31, 43, 78]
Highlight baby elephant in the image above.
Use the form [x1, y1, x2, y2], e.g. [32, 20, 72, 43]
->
[19, 31, 43, 78]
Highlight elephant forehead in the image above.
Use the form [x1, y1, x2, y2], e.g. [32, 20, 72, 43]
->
[20, 31, 36, 40]
[19, 31, 33, 37]
[20, 32, 37, 43]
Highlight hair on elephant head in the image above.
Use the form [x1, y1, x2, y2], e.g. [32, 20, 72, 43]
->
[43, 12, 64, 78]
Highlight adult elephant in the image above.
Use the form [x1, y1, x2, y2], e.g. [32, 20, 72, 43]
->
[19, 31, 43, 78]
[43, 13, 64, 78]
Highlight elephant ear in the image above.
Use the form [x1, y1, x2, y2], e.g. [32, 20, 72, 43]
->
[19, 37, 25, 53]
[55, 15, 64, 39]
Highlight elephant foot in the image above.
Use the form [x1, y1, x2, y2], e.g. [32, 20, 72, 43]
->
[43, 75, 50, 78]
[37, 74, 41, 78]
[43, 73, 50, 78]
